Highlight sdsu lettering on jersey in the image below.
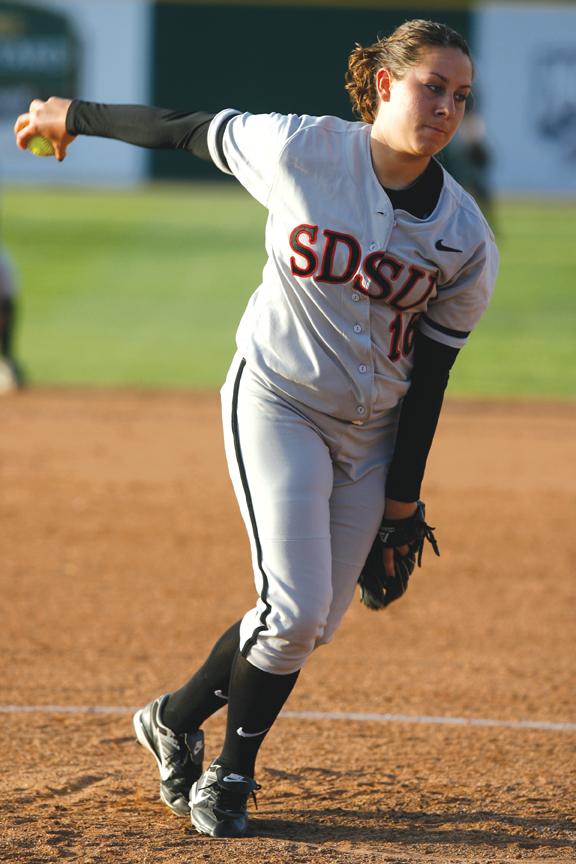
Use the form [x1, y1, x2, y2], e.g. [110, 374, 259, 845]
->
[209, 111, 497, 420]
[289, 225, 438, 308]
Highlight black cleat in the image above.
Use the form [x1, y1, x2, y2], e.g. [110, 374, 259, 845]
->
[190, 762, 261, 838]
[133, 694, 204, 816]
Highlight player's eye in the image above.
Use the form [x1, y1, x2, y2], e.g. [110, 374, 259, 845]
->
[425, 84, 443, 94]
[455, 92, 470, 103]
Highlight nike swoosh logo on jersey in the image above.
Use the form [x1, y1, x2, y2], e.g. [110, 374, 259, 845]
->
[214, 689, 228, 700]
[435, 239, 462, 253]
[236, 726, 270, 738]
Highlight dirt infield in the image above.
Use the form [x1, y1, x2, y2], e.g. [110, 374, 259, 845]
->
[1, 389, 574, 863]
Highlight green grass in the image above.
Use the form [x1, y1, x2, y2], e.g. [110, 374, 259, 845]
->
[4, 184, 266, 388]
[448, 201, 576, 397]
[3, 186, 575, 397]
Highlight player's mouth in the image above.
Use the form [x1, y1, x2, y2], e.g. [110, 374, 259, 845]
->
[424, 125, 448, 136]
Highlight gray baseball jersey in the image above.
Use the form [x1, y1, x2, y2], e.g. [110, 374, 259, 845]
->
[208, 110, 498, 424]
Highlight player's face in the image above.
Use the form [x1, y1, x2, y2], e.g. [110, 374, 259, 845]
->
[376, 46, 473, 158]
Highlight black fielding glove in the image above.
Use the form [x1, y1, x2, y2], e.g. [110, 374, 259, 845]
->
[358, 501, 440, 610]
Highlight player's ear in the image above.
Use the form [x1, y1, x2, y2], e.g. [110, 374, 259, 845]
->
[375, 68, 393, 103]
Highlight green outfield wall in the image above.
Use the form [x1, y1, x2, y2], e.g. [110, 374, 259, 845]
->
[150, 3, 470, 180]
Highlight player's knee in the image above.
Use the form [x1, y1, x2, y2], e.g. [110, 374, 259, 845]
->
[284, 608, 327, 653]
[314, 594, 354, 649]
[244, 607, 329, 674]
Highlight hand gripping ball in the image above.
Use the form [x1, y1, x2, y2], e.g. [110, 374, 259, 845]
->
[26, 136, 55, 157]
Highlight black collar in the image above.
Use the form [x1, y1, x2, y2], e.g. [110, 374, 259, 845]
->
[384, 158, 444, 219]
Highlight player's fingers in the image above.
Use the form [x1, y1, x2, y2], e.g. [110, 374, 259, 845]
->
[384, 545, 411, 579]
[53, 144, 64, 162]
[14, 118, 35, 151]
[53, 132, 76, 162]
[14, 113, 30, 135]
[29, 98, 46, 113]
[52, 130, 65, 161]
[383, 547, 395, 579]
[15, 106, 45, 149]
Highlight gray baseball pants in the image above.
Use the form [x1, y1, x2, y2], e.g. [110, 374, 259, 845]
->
[220, 353, 399, 675]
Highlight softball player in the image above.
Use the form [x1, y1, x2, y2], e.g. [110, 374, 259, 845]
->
[15, 19, 498, 838]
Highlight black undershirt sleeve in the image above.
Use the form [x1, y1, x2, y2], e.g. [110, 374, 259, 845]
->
[66, 101, 218, 162]
[382, 158, 456, 502]
[385, 332, 459, 503]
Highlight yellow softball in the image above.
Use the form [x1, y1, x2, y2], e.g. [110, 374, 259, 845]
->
[26, 135, 55, 157]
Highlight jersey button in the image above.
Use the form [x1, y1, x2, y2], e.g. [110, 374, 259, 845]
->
[358, 364, 368, 373]
[353, 324, 362, 334]
[351, 292, 360, 302]
[356, 405, 366, 416]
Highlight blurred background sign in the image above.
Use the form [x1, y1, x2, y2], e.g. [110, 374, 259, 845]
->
[0, 1, 78, 121]
[475, 4, 576, 196]
[1, 0, 151, 185]
[534, 48, 576, 162]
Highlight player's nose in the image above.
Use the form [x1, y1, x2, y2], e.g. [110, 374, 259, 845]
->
[434, 93, 458, 119]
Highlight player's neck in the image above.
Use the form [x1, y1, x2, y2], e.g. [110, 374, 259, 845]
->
[369, 134, 431, 191]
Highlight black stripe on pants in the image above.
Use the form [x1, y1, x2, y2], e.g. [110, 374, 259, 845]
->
[230, 358, 272, 658]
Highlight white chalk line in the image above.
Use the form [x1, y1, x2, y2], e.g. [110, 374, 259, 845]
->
[0, 704, 574, 732]
[282, 710, 576, 732]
